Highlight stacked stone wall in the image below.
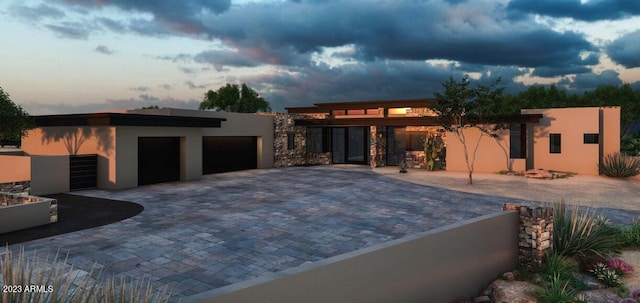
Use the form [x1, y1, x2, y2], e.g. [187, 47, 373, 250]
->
[272, 113, 308, 167]
[370, 126, 387, 168]
[503, 204, 553, 268]
[0, 181, 31, 195]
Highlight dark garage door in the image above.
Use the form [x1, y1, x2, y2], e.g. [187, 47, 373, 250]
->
[203, 136, 257, 174]
[138, 137, 180, 186]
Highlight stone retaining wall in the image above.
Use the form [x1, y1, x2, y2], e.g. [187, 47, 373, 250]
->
[0, 181, 31, 195]
[503, 204, 554, 268]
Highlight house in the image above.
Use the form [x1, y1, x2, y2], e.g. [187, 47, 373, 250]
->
[0, 100, 620, 195]
[13, 108, 274, 194]
[280, 100, 620, 175]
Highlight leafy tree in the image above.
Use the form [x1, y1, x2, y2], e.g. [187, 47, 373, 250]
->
[139, 105, 160, 109]
[430, 76, 506, 185]
[199, 83, 271, 113]
[0, 86, 33, 147]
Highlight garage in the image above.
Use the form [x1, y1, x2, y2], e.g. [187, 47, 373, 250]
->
[203, 136, 257, 174]
[138, 137, 181, 185]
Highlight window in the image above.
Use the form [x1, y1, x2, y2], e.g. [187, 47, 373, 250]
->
[307, 128, 323, 153]
[584, 133, 599, 144]
[406, 131, 427, 151]
[550, 134, 561, 153]
[287, 133, 295, 150]
[509, 124, 526, 159]
[306, 128, 331, 153]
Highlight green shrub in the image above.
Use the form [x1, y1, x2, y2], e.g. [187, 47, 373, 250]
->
[610, 222, 640, 248]
[599, 152, 640, 177]
[540, 253, 583, 290]
[621, 135, 640, 157]
[533, 274, 576, 303]
[553, 201, 620, 265]
[0, 247, 170, 303]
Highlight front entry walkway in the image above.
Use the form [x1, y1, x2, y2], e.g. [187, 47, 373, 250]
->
[6, 166, 640, 301]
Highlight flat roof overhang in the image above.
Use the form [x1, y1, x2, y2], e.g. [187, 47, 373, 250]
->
[33, 113, 226, 128]
[286, 98, 432, 113]
[294, 114, 543, 127]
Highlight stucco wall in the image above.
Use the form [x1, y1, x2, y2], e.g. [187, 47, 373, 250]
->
[129, 109, 275, 169]
[0, 155, 31, 183]
[22, 126, 116, 191]
[30, 155, 69, 195]
[445, 127, 526, 173]
[188, 211, 519, 303]
[522, 108, 601, 175]
[114, 126, 202, 190]
[601, 107, 621, 158]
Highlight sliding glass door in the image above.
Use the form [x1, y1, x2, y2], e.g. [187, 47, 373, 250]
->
[331, 127, 368, 164]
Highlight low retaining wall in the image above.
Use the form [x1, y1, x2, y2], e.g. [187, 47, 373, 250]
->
[0, 192, 58, 234]
[186, 211, 519, 303]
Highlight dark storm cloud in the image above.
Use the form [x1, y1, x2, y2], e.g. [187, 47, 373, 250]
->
[45, 0, 595, 70]
[10, 3, 66, 21]
[19, 96, 200, 115]
[45, 22, 91, 39]
[95, 45, 115, 55]
[245, 61, 528, 111]
[96, 17, 127, 33]
[508, 0, 640, 21]
[607, 30, 640, 68]
[55, 0, 231, 35]
[559, 70, 622, 91]
[184, 80, 209, 89]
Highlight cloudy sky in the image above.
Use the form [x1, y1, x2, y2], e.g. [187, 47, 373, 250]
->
[1, 0, 639, 115]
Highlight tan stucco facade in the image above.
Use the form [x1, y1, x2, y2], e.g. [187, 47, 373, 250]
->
[446, 107, 621, 175]
[20, 109, 275, 192]
[522, 107, 620, 175]
[445, 128, 527, 173]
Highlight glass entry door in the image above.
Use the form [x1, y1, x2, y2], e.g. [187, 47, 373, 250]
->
[331, 127, 368, 164]
[347, 127, 366, 163]
[332, 128, 345, 164]
[386, 126, 406, 166]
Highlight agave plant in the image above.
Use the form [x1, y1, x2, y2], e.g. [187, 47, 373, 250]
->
[1, 247, 171, 303]
[599, 152, 640, 177]
[553, 201, 620, 266]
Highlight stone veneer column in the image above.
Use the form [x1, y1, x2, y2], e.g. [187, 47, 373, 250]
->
[370, 126, 386, 168]
[503, 204, 553, 268]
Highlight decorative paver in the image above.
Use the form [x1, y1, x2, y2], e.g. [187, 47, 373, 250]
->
[4, 166, 640, 301]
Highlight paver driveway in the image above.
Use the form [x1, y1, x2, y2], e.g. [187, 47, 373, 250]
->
[5, 166, 640, 301]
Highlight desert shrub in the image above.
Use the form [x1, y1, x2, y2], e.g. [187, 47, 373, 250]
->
[0, 247, 170, 303]
[621, 135, 640, 157]
[540, 253, 583, 290]
[609, 222, 640, 248]
[553, 201, 620, 265]
[533, 274, 576, 303]
[600, 152, 640, 177]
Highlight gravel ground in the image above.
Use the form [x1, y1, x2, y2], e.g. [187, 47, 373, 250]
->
[374, 167, 640, 211]
[622, 250, 640, 292]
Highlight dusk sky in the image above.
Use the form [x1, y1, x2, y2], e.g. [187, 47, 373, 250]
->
[1, 0, 639, 115]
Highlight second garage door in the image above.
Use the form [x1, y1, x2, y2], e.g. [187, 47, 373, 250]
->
[138, 137, 181, 186]
[203, 136, 257, 174]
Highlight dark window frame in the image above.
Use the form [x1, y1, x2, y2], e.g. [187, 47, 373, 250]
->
[584, 133, 599, 144]
[550, 133, 561, 154]
[287, 133, 295, 150]
[306, 127, 332, 153]
[405, 131, 427, 151]
[509, 123, 527, 159]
